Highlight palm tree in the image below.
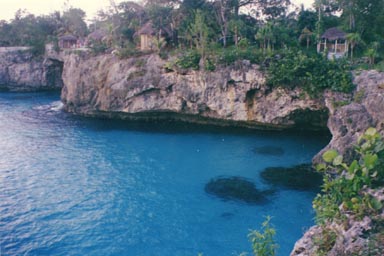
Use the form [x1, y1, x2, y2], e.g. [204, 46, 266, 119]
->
[255, 22, 275, 53]
[299, 27, 313, 49]
[346, 32, 362, 61]
[255, 27, 267, 53]
[366, 42, 379, 66]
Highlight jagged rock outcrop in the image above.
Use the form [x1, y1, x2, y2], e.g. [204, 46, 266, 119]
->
[61, 53, 328, 130]
[0, 47, 63, 92]
[292, 70, 384, 256]
[314, 70, 384, 163]
[291, 188, 384, 256]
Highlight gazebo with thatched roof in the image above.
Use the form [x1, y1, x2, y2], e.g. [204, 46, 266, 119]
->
[58, 34, 78, 49]
[317, 27, 348, 59]
[135, 21, 171, 51]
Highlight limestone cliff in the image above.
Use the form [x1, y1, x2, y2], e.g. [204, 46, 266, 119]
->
[60, 52, 384, 255]
[0, 47, 63, 92]
[61, 52, 328, 130]
[292, 70, 384, 256]
[313, 70, 384, 163]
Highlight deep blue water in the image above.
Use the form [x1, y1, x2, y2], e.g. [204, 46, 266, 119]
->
[0, 92, 329, 256]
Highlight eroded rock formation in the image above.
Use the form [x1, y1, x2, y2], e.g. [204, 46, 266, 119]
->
[314, 70, 384, 163]
[292, 70, 384, 256]
[0, 47, 63, 92]
[61, 53, 328, 130]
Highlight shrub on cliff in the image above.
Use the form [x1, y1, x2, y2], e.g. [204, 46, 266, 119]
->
[266, 50, 354, 97]
[309, 127, 384, 256]
[309, 128, 384, 255]
[175, 50, 201, 70]
[314, 128, 384, 224]
[248, 216, 278, 256]
[88, 40, 109, 55]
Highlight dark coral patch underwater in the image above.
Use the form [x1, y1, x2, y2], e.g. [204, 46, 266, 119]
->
[260, 164, 323, 192]
[205, 176, 275, 205]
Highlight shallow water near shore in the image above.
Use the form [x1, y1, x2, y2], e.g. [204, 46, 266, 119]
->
[0, 92, 330, 256]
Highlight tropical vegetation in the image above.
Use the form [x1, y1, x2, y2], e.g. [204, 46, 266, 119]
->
[1, 1, 384, 254]
[0, 0, 383, 66]
[313, 127, 384, 254]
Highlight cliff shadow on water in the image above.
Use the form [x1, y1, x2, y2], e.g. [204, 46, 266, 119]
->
[73, 114, 332, 140]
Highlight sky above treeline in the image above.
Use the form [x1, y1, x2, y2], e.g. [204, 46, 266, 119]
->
[0, 0, 315, 22]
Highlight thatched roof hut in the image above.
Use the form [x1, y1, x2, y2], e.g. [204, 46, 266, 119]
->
[136, 22, 157, 36]
[58, 34, 78, 49]
[134, 22, 172, 51]
[321, 27, 347, 41]
[59, 35, 77, 41]
[318, 27, 348, 59]
[135, 22, 171, 37]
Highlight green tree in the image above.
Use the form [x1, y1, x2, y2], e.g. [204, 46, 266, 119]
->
[313, 0, 326, 40]
[267, 49, 353, 95]
[255, 22, 275, 53]
[189, 10, 210, 62]
[297, 6, 317, 33]
[228, 18, 246, 47]
[94, 1, 147, 47]
[337, 0, 358, 30]
[0, 9, 61, 54]
[61, 7, 88, 37]
[346, 32, 363, 60]
[299, 27, 313, 49]
[145, 0, 173, 31]
[213, 0, 231, 47]
[365, 42, 380, 66]
[257, 0, 291, 20]
[336, 0, 384, 42]
[313, 0, 339, 39]
[117, 1, 146, 41]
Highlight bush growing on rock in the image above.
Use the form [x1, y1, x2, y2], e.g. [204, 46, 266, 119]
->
[175, 50, 201, 70]
[314, 128, 384, 224]
[267, 49, 354, 97]
[299, 127, 384, 255]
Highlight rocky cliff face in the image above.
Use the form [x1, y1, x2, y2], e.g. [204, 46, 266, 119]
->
[313, 70, 384, 163]
[0, 47, 63, 92]
[292, 70, 384, 256]
[61, 53, 328, 130]
[60, 52, 384, 255]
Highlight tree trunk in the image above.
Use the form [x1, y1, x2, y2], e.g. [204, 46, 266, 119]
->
[263, 38, 266, 53]
[234, 25, 238, 47]
[220, 0, 228, 47]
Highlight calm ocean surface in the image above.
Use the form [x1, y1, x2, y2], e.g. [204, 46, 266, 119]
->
[0, 92, 330, 256]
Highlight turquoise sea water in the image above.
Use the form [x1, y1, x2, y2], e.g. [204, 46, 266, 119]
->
[0, 92, 330, 256]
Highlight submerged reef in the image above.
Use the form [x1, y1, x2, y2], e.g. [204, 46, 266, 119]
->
[205, 176, 274, 205]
